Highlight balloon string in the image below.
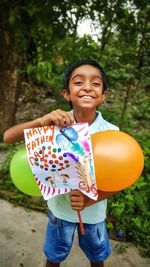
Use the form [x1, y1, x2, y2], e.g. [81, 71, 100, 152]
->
[77, 211, 85, 235]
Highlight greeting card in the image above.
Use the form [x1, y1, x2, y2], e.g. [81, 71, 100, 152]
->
[24, 123, 98, 200]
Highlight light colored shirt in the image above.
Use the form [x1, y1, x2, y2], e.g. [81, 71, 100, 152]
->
[47, 111, 119, 224]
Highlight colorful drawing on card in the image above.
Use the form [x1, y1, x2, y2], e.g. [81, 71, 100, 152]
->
[24, 123, 98, 200]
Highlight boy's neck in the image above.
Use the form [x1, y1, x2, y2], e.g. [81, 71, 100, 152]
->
[73, 109, 97, 125]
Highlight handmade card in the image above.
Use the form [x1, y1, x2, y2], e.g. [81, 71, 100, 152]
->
[24, 123, 98, 200]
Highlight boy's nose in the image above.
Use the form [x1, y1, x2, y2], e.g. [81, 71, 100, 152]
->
[83, 82, 91, 91]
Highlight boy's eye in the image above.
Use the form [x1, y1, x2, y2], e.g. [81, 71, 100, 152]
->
[74, 81, 83, 85]
[92, 82, 100, 86]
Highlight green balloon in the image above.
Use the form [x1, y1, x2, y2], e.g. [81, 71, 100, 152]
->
[10, 145, 41, 196]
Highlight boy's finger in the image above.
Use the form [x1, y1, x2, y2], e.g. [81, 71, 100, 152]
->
[70, 189, 82, 196]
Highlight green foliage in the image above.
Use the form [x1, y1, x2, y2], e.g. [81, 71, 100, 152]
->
[27, 61, 52, 85]
[0, 145, 16, 175]
[1, 0, 150, 257]
[115, 243, 129, 254]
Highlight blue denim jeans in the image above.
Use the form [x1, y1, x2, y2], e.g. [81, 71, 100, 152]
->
[43, 211, 111, 263]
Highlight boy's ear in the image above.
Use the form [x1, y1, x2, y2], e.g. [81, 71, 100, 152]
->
[102, 91, 107, 103]
[61, 89, 71, 102]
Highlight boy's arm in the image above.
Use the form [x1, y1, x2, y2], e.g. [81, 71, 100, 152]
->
[70, 189, 117, 211]
[3, 109, 74, 144]
[3, 118, 42, 144]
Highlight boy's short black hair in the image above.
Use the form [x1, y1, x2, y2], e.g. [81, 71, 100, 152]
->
[64, 59, 108, 92]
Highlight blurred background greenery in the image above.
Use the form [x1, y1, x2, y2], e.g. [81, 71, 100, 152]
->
[0, 0, 149, 257]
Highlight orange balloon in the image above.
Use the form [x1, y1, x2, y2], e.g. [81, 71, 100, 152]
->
[91, 130, 144, 192]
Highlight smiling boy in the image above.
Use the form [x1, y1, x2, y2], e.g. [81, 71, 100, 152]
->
[4, 59, 119, 267]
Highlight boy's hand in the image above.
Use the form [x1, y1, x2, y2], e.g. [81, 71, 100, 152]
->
[70, 189, 96, 211]
[40, 109, 74, 128]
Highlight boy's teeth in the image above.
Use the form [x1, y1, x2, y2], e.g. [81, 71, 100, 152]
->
[82, 96, 92, 99]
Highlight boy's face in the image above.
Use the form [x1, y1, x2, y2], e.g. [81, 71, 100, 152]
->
[63, 64, 106, 111]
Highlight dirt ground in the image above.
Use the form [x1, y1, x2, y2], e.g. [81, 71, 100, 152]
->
[0, 199, 150, 267]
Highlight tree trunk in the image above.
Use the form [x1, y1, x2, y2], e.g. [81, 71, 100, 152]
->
[0, 3, 22, 140]
[0, 68, 21, 138]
